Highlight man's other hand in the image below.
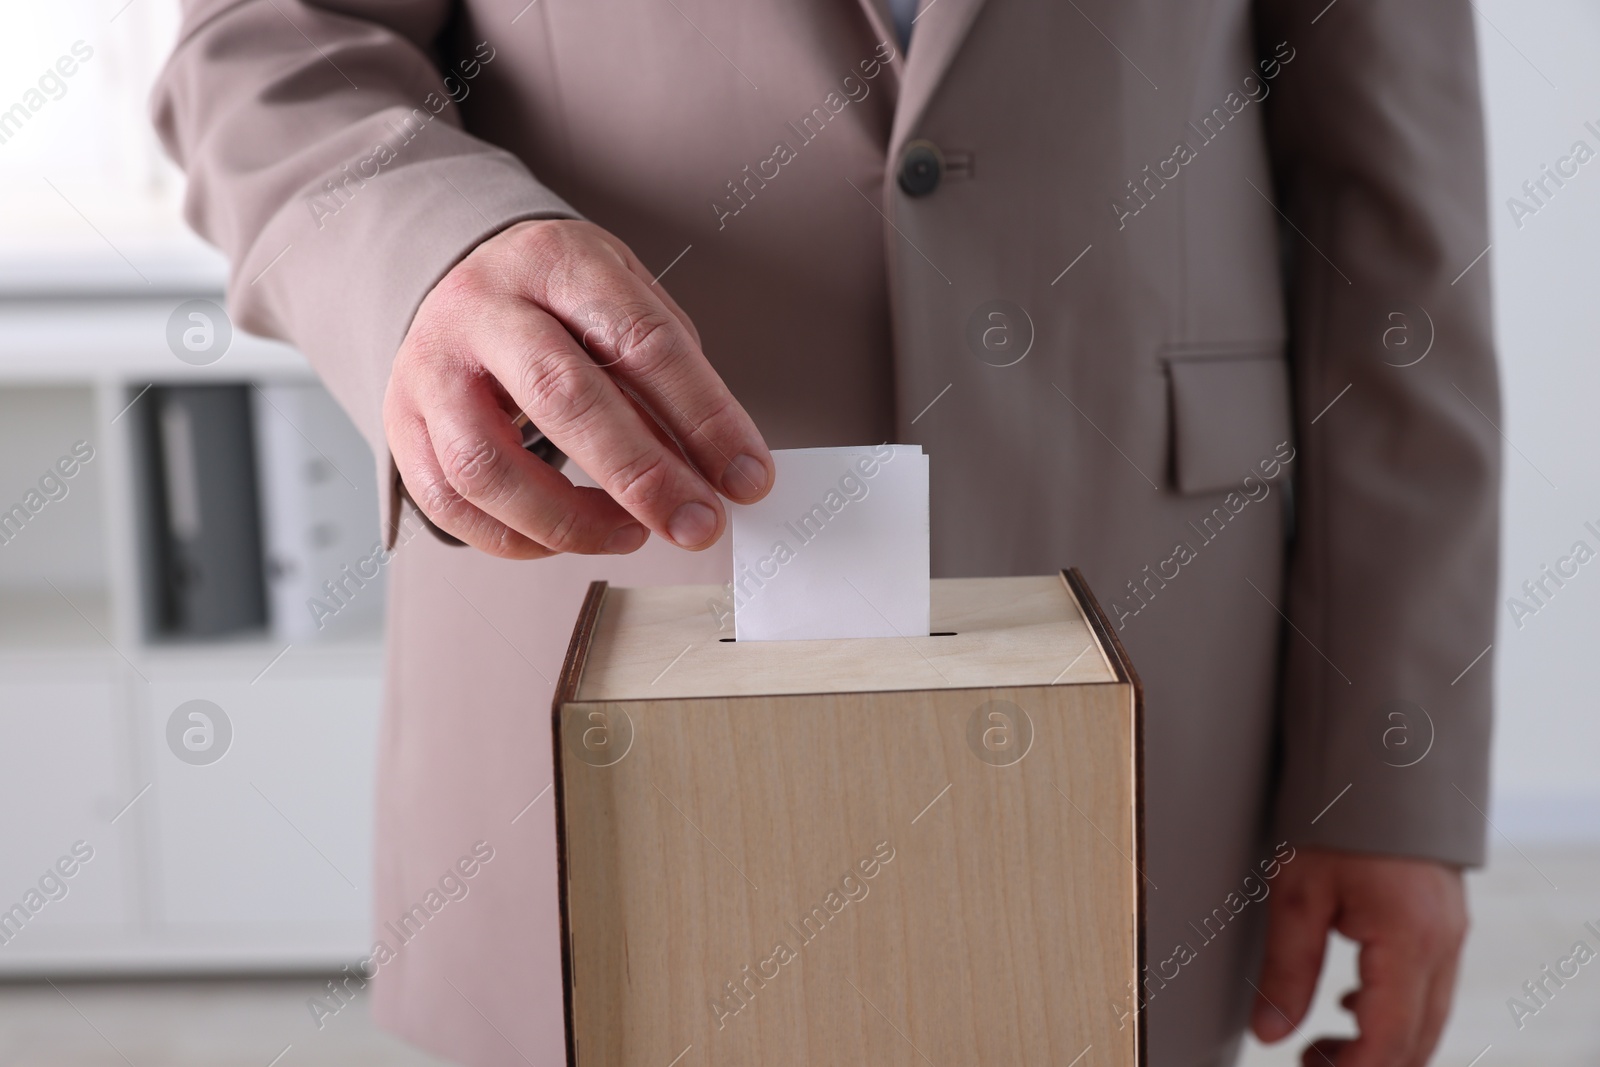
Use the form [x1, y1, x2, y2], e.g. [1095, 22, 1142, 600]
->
[1251, 848, 1468, 1067]
[384, 219, 773, 558]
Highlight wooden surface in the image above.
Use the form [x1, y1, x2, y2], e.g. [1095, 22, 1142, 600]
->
[558, 681, 1139, 1067]
[573, 574, 1116, 701]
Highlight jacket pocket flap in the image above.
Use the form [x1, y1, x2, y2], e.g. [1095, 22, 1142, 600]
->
[1167, 352, 1292, 495]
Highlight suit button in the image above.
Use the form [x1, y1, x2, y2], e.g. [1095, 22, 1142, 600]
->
[898, 140, 944, 197]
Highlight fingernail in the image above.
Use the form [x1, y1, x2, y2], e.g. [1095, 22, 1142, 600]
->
[667, 501, 717, 547]
[721, 453, 770, 501]
[602, 523, 648, 554]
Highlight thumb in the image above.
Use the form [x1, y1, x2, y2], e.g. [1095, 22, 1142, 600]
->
[1252, 868, 1337, 1043]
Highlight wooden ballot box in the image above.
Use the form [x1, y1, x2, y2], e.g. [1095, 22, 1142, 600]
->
[552, 570, 1145, 1067]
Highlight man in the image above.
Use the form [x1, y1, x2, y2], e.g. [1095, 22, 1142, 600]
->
[153, 0, 1498, 1063]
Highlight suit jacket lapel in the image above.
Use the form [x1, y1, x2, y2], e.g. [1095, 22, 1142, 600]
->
[851, 0, 908, 81]
[889, 0, 990, 156]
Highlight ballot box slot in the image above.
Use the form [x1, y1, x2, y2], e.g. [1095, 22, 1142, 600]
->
[716, 630, 957, 642]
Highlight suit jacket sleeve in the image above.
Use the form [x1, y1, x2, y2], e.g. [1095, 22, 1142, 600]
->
[1254, 0, 1501, 866]
[151, 0, 580, 547]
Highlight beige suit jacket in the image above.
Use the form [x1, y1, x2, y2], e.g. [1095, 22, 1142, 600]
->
[154, 0, 1500, 1063]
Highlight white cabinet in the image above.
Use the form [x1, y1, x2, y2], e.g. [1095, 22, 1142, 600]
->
[0, 665, 137, 965]
[141, 673, 377, 931]
[0, 302, 387, 974]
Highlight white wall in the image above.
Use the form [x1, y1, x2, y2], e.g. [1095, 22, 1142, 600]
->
[1480, 0, 1600, 841]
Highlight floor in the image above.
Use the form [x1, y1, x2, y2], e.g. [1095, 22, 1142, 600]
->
[2, 844, 1595, 1066]
[0, 975, 451, 1067]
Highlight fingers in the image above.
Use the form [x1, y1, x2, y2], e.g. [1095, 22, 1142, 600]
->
[609, 238, 704, 350]
[1334, 937, 1431, 1067]
[1273, 853, 1469, 1067]
[423, 373, 650, 555]
[387, 217, 770, 559]
[1406, 948, 1460, 1067]
[481, 303, 729, 549]
[1340, 906, 1462, 1067]
[1303, 1038, 1350, 1067]
[1248, 851, 1467, 1067]
[1253, 868, 1338, 1043]
[1337, 859, 1466, 1067]
[510, 223, 774, 504]
[388, 401, 552, 560]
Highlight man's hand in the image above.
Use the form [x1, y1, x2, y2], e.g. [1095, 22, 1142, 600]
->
[1252, 848, 1467, 1067]
[384, 219, 773, 558]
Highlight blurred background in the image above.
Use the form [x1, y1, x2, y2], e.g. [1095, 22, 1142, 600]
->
[0, 1, 1595, 1064]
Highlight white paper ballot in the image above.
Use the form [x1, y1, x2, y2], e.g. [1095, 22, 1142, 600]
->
[730, 444, 930, 641]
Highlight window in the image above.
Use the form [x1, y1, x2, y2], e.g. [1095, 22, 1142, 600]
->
[0, 2, 224, 291]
